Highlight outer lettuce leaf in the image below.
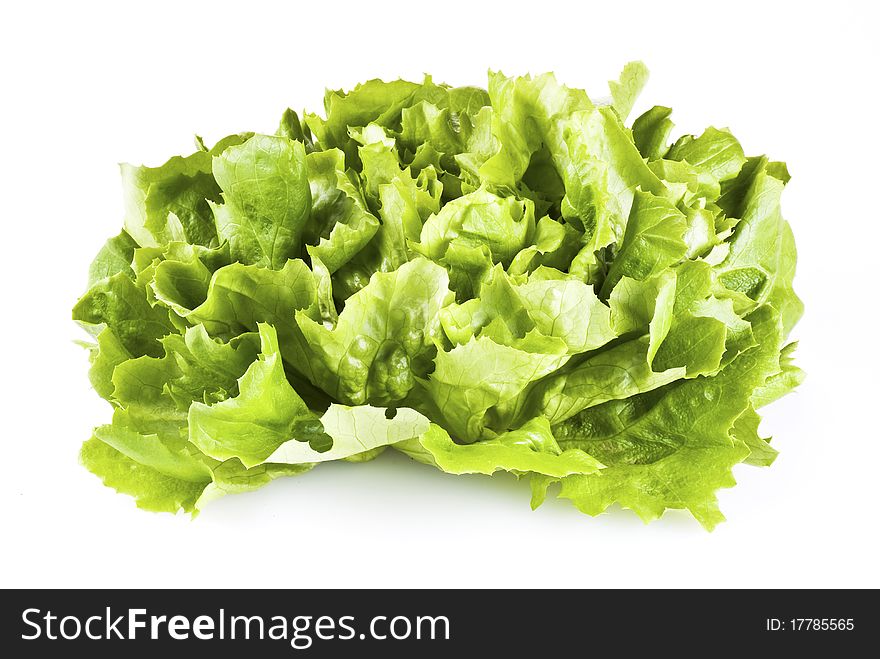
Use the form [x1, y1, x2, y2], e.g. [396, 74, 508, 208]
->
[91, 324, 262, 478]
[94, 421, 210, 484]
[733, 405, 778, 467]
[267, 405, 431, 464]
[82, 323, 318, 512]
[194, 460, 315, 510]
[82, 435, 313, 514]
[534, 306, 783, 529]
[752, 341, 805, 408]
[81, 437, 209, 513]
[515, 336, 686, 426]
[398, 417, 603, 478]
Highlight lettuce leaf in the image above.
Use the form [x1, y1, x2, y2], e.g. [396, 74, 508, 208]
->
[397, 417, 603, 478]
[296, 257, 453, 405]
[533, 306, 784, 530]
[212, 134, 312, 269]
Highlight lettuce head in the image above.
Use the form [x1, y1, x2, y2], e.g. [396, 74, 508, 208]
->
[74, 63, 803, 529]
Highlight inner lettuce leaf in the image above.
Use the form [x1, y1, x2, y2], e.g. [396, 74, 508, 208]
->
[74, 64, 802, 528]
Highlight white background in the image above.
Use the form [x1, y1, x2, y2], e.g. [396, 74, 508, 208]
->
[1, 0, 878, 589]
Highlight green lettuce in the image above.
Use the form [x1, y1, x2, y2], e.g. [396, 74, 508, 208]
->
[75, 64, 802, 528]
